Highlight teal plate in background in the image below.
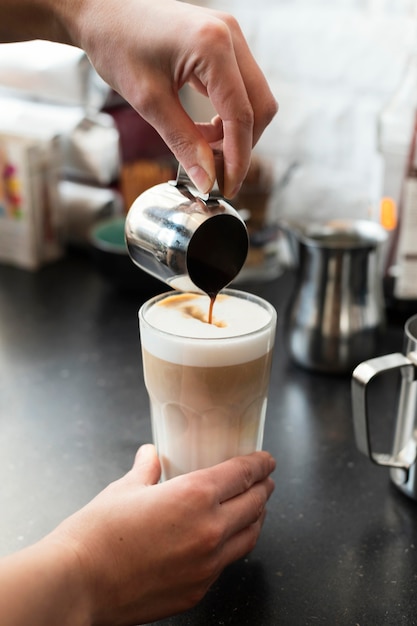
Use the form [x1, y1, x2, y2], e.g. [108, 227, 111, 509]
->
[89, 217, 165, 295]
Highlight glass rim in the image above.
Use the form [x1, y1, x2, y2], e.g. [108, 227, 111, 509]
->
[138, 288, 277, 342]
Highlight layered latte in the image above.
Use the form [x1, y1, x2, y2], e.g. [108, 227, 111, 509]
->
[139, 290, 276, 480]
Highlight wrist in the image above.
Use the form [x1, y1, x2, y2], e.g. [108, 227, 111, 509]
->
[33, 534, 93, 626]
[0, 534, 92, 626]
[36, 0, 87, 46]
[39, 531, 92, 626]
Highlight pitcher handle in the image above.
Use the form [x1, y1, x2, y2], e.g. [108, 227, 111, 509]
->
[173, 149, 224, 199]
[351, 352, 417, 476]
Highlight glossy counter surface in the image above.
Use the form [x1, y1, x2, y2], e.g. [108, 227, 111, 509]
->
[0, 253, 415, 626]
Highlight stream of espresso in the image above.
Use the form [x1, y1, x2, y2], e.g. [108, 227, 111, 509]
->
[208, 296, 215, 325]
[186, 252, 235, 325]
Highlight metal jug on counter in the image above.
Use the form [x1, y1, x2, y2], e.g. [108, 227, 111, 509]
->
[352, 314, 417, 500]
[282, 219, 388, 374]
[125, 155, 248, 296]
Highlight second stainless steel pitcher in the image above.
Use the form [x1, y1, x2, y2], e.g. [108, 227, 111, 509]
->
[284, 219, 387, 374]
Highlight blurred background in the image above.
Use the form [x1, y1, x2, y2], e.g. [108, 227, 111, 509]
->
[184, 0, 417, 222]
[0, 0, 416, 289]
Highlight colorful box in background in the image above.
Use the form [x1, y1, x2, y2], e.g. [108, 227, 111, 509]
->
[0, 132, 63, 270]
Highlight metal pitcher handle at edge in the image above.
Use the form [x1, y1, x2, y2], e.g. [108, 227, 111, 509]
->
[351, 351, 417, 479]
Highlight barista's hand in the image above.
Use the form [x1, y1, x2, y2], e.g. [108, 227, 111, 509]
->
[52, 444, 276, 625]
[0, 445, 275, 625]
[49, 0, 278, 197]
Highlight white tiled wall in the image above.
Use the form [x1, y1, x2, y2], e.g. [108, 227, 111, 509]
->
[185, 0, 417, 222]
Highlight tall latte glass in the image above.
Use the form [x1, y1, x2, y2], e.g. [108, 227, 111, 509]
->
[139, 289, 277, 481]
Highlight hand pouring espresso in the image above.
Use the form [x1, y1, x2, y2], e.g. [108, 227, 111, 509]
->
[125, 154, 249, 322]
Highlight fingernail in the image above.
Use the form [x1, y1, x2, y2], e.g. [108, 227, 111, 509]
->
[188, 164, 212, 194]
[187, 144, 215, 194]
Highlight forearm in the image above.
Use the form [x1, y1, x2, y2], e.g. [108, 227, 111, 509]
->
[0, 536, 91, 626]
[0, 0, 82, 45]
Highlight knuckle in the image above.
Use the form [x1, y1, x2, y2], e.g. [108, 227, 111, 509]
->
[165, 130, 194, 160]
[246, 521, 261, 553]
[179, 473, 218, 510]
[263, 95, 279, 125]
[185, 586, 209, 610]
[239, 105, 255, 131]
[198, 554, 221, 585]
[186, 559, 222, 608]
[248, 487, 266, 520]
[193, 17, 232, 52]
[159, 127, 200, 167]
[213, 10, 240, 35]
[238, 458, 255, 492]
[128, 87, 158, 120]
[174, 581, 212, 615]
[202, 519, 226, 554]
[172, 481, 225, 550]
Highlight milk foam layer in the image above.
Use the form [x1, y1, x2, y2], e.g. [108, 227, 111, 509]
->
[140, 290, 276, 367]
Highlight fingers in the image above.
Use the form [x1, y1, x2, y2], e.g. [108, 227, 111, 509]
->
[188, 17, 255, 198]
[220, 507, 268, 567]
[217, 12, 278, 147]
[214, 455, 275, 568]
[197, 453, 275, 575]
[221, 475, 275, 537]
[193, 11, 278, 197]
[131, 7, 277, 199]
[205, 452, 275, 552]
[136, 84, 216, 195]
[205, 451, 276, 503]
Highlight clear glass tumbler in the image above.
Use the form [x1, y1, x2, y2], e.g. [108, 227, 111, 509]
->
[139, 289, 277, 480]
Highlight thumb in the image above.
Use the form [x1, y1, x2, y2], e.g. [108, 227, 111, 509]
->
[138, 92, 216, 194]
[131, 444, 161, 486]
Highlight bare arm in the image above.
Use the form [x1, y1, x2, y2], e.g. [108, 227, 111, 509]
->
[0, 445, 275, 626]
[0, 538, 91, 626]
[0, 0, 278, 198]
[0, 0, 71, 44]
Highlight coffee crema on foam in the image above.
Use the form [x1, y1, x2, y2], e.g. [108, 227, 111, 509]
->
[141, 292, 274, 367]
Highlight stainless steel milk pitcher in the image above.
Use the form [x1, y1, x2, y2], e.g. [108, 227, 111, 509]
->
[352, 314, 417, 499]
[125, 158, 249, 296]
[283, 219, 387, 373]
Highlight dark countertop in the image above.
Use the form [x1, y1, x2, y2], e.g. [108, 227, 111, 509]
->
[0, 252, 416, 626]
